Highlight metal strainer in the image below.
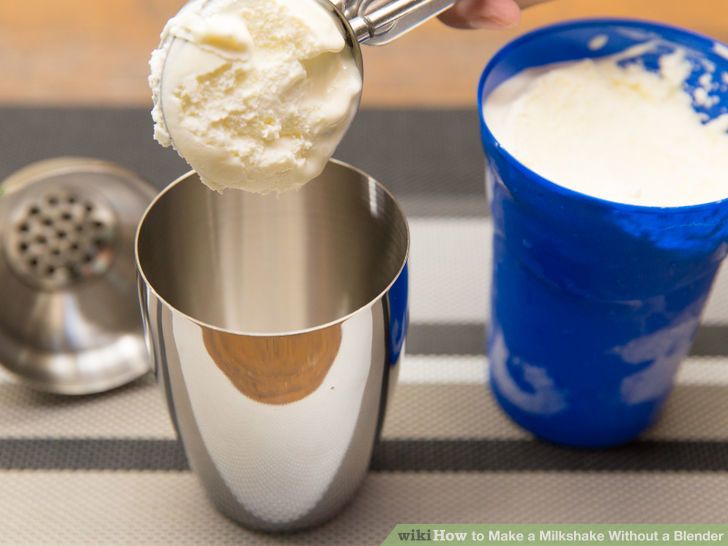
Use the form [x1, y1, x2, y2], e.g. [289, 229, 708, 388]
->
[0, 158, 156, 394]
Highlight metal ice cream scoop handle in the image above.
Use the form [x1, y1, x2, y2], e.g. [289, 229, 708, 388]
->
[338, 0, 455, 45]
[333, 0, 549, 45]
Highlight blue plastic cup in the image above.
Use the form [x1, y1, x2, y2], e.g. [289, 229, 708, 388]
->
[478, 19, 728, 448]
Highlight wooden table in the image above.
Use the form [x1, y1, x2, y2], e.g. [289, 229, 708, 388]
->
[0, 0, 725, 108]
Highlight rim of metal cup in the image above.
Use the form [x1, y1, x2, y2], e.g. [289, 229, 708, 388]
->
[478, 17, 728, 213]
[135, 158, 410, 338]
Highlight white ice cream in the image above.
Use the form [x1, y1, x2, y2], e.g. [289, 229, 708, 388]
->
[484, 46, 728, 207]
[149, 0, 362, 193]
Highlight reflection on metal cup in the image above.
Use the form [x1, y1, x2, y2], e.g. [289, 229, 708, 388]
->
[135, 160, 409, 531]
[201, 325, 343, 405]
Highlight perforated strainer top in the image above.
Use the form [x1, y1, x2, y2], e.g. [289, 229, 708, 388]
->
[4, 188, 117, 289]
[0, 157, 157, 395]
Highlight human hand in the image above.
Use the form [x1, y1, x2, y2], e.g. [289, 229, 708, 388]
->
[438, 0, 521, 29]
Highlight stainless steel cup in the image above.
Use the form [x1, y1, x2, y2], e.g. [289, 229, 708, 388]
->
[135, 160, 409, 531]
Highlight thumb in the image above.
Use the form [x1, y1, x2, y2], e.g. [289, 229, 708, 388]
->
[438, 0, 521, 29]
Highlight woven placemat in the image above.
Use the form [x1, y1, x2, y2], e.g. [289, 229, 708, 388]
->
[1, 108, 727, 545]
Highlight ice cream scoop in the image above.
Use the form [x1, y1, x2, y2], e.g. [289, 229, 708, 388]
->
[151, 0, 363, 193]
[152, 0, 544, 193]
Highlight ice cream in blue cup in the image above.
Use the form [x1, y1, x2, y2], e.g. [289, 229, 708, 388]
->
[478, 19, 728, 448]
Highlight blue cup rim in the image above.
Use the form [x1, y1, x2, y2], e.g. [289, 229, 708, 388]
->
[477, 17, 728, 214]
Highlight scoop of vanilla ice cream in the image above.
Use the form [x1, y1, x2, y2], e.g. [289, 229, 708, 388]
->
[149, 0, 362, 193]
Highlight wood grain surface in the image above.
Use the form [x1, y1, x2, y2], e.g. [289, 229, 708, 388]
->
[0, 0, 726, 107]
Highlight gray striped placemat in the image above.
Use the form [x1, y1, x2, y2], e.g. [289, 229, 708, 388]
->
[1, 109, 727, 545]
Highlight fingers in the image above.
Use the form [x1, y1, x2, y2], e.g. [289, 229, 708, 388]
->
[438, 0, 521, 29]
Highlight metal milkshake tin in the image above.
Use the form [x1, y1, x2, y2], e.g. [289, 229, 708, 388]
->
[136, 159, 409, 531]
